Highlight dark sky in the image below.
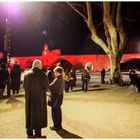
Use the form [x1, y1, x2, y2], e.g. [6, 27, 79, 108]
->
[0, 2, 140, 56]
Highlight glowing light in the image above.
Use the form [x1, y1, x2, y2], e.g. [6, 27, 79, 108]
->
[4, 2, 21, 18]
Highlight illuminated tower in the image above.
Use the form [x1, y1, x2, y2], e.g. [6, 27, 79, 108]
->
[4, 18, 11, 66]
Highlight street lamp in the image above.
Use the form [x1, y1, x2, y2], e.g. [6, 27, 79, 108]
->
[4, 17, 11, 68]
[3, 2, 20, 68]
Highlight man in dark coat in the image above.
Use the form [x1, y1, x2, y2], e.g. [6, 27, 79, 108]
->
[10, 64, 21, 96]
[23, 59, 49, 138]
[81, 69, 90, 92]
[49, 66, 64, 131]
[101, 68, 106, 84]
[0, 62, 9, 99]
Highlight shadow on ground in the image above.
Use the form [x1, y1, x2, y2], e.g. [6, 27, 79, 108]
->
[88, 88, 109, 91]
[6, 96, 24, 108]
[56, 129, 82, 138]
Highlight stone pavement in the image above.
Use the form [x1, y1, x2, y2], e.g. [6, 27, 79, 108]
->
[1, 84, 140, 138]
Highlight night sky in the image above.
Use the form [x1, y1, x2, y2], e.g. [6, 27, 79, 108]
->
[0, 2, 140, 56]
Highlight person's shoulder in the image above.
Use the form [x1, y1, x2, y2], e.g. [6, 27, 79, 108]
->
[24, 69, 33, 77]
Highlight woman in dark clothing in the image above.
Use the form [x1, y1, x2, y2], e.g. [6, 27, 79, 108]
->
[130, 70, 138, 92]
[101, 68, 106, 84]
[49, 66, 64, 131]
[10, 64, 21, 95]
[24, 59, 49, 138]
[0, 62, 9, 98]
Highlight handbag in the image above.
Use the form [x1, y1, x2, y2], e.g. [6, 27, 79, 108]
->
[47, 91, 59, 107]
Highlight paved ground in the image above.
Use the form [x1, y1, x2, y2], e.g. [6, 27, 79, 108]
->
[1, 80, 140, 138]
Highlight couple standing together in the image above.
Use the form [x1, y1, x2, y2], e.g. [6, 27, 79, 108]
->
[23, 59, 64, 138]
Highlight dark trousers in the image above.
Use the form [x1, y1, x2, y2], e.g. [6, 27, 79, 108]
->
[65, 82, 70, 92]
[0, 89, 5, 98]
[6, 79, 11, 97]
[27, 128, 41, 137]
[12, 89, 19, 95]
[101, 76, 105, 84]
[82, 80, 88, 92]
[51, 106, 62, 128]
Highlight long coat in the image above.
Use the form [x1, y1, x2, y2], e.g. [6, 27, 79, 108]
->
[0, 69, 9, 89]
[70, 71, 77, 86]
[10, 68, 21, 90]
[50, 75, 64, 107]
[23, 68, 49, 129]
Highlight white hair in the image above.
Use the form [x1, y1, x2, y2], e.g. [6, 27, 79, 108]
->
[32, 59, 42, 69]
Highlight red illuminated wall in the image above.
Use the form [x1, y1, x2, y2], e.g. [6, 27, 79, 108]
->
[11, 44, 140, 71]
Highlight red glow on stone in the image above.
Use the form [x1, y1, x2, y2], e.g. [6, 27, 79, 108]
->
[11, 44, 140, 71]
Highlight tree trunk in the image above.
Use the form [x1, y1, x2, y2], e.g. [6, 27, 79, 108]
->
[109, 53, 123, 85]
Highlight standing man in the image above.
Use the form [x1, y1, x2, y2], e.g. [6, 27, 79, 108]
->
[81, 69, 90, 92]
[101, 68, 106, 84]
[70, 69, 77, 92]
[10, 63, 21, 96]
[0, 62, 9, 99]
[49, 66, 64, 131]
[23, 59, 49, 138]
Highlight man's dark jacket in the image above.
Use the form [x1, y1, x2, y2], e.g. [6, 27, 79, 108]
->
[23, 68, 49, 129]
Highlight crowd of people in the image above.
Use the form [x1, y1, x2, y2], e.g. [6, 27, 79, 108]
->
[0, 62, 21, 99]
[0, 59, 140, 138]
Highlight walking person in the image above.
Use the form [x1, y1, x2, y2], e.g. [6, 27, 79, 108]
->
[0, 62, 9, 99]
[130, 70, 138, 92]
[70, 69, 77, 92]
[23, 59, 49, 138]
[64, 71, 71, 93]
[101, 68, 106, 84]
[49, 66, 64, 131]
[81, 69, 90, 92]
[10, 63, 21, 96]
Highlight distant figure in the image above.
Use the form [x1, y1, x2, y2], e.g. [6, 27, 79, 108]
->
[130, 70, 138, 92]
[70, 69, 77, 92]
[81, 69, 90, 92]
[23, 59, 49, 138]
[49, 66, 64, 131]
[129, 69, 133, 84]
[0, 62, 9, 99]
[64, 71, 71, 93]
[136, 75, 140, 92]
[10, 64, 21, 96]
[101, 68, 106, 84]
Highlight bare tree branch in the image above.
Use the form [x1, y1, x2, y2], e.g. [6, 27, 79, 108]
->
[111, 2, 117, 25]
[103, 2, 118, 55]
[71, 3, 86, 12]
[86, 2, 109, 54]
[67, 2, 88, 22]
[122, 17, 140, 23]
[116, 2, 126, 51]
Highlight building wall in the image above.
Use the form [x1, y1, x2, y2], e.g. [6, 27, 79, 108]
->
[11, 53, 140, 71]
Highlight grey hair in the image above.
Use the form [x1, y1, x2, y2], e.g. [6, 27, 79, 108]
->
[32, 59, 42, 69]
